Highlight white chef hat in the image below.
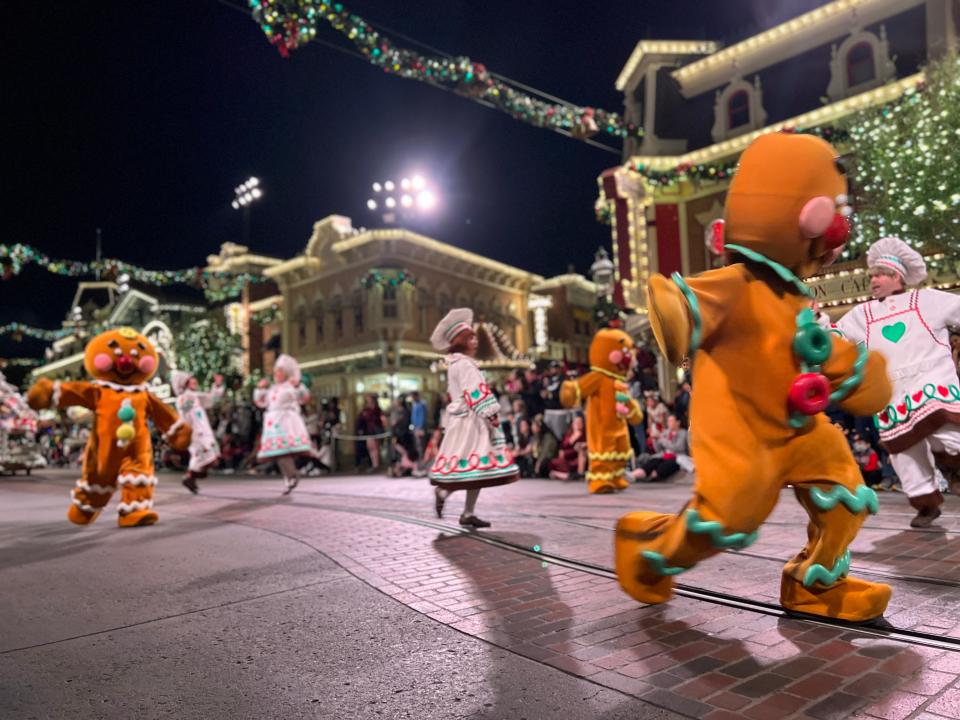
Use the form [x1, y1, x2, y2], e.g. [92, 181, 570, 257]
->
[273, 353, 302, 385]
[170, 370, 192, 396]
[866, 237, 927, 286]
[430, 308, 474, 352]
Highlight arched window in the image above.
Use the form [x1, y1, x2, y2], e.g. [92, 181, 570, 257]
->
[846, 42, 875, 87]
[312, 300, 324, 343]
[727, 90, 750, 129]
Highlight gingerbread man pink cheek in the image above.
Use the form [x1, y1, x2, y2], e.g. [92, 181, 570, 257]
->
[93, 353, 114, 372]
[138, 356, 156, 374]
[608, 350, 624, 366]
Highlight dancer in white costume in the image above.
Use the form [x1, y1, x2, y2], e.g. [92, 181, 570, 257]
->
[429, 308, 519, 528]
[254, 354, 314, 494]
[170, 371, 224, 494]
[833, 237, 960, 527]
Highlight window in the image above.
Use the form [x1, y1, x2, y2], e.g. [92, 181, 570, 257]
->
[846, 42, 875, 87]
[313, 303, 324, 342]
[727, 90, 750, 129]
[383, 285, 397, 319]
[333, 299, 343, 338]
[354, 296, 364, 333]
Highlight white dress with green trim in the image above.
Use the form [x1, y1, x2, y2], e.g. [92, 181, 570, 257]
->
[255, 383, 314, 460]
[429, 354, 519, 490]
[834, 288, 960, 453]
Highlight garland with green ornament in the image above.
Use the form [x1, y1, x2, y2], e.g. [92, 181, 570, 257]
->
[248, 0, 642, 143]
[360, 268, 416, 289]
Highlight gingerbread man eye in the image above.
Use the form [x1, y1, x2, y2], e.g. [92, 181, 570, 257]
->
[113, 347, 123, 356]
[130, 348, 140, 357]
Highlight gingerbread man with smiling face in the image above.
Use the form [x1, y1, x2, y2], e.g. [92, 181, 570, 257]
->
[614, 133, 895, 623]
[28, 327, 191, 527]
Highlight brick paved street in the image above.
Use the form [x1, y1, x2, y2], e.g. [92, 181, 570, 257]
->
[4, 469, 960, 719]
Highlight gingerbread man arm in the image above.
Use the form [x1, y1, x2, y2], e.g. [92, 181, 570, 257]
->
[646, 265, 747, 365]
[624, 398, 643, 426]
[821, 337, 891, 418]
[27, 378, 97, 411]
[148, 392, 192, 451]
[559, 372, 603, 409]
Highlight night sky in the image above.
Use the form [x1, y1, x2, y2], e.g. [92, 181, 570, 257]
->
[4, 0, 831, 364]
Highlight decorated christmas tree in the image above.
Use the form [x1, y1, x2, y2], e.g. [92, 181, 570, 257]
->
[845, 53, 960, 267]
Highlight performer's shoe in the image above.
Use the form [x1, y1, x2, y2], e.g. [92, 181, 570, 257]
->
[910, 506, 942, 528]
[118, 510, 159, 528]
[613, 475, 630, 491]
[282, 477, 299, 495]
[780, 573, 891, 623]
[182, 477, 199, 494]
[587, 478, 617, 494]
[614, 511, 674, 604]
[67, 505, 100, 525]
[434, 487, 448, 518]
[908, 490, 943, 528]
[459, 514, 491, 528]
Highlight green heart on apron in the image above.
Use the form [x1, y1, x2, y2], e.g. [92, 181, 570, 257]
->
[881, 321, 906, 343]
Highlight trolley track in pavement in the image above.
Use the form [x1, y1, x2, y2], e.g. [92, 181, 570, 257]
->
[175, 486, 960, 654]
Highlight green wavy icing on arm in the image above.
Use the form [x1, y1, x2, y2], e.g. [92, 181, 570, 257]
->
[809, 485, 879, 515]
[670, 272, 702, 355]
[802, 549, 851, 588]
[829, 343, 868, 403]
[684, 509, 759, 549]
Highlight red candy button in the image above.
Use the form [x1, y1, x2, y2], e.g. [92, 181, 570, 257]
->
[788, 373, 831, 415]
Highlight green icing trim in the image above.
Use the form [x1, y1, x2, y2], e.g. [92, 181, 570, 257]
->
[829, 343, 868, 403]
[615, 391, 630, 403]
[724, 243, 813, 298]
[685, 509, 758, 549]
[802, 549, 851, 588]
[641, 550, 690, 577]
[809, 485, 879, 515]
[670, 272, 702, 354]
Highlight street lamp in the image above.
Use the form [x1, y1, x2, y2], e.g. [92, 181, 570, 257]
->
[231, 176, 263, 245]
[590, 247, 615, 299]
[367, 173, 439, 226]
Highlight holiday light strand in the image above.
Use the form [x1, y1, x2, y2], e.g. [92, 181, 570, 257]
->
[249, 0, 642, 142]
[0, 243, 266, 299]
[0, 323, 73, 342]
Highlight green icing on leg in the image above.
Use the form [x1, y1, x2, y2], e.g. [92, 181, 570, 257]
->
[809, 485, 879, 515]
[684, 509, 759, 549]
[641, 550, 690, 577]
[802, 549, 851, 588]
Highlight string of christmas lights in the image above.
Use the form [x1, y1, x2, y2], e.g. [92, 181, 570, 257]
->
[0, 243, 266, 299]
[0, 323, 73, 342]
[359, 268, 417, 289]
[248, 0, 642, 143]
[176, 322, 243, 387]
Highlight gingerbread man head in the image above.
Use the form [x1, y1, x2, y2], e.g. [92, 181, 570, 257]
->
[83, 327, 159, 385]
[589, 328, 635, 376]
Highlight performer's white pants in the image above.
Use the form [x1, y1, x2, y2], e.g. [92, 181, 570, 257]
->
[889, 424, 960, 498]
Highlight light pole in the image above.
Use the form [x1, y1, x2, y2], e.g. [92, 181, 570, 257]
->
[231, 177, 263, 245]
[366, 174, 437, 227]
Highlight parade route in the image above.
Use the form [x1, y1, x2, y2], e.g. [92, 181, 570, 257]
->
[4, 470, 960, 719]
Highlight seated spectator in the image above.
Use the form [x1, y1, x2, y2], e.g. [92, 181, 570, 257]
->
[851, 433, 883, 489]
[633, 414, 688, 483]
[531, 414, 559, 478]
[549, 414, 587, 481]
[644, 394, 669, 451]
[389, 430, 420, 478]
[512, 417, 535, 478]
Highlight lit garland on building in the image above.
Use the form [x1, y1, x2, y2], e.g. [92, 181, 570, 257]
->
[0, 358, 43, 368]
[0, 323, 72, 342]
[359, 268, 416, 289]
[0, 243, 266, 300]
[251, 304, 283, 325]
[248, 0, 643, 142]
[844, 54, 960, 264]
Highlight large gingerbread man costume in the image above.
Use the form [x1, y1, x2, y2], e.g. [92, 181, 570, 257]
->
[560, 328, 643, 494]
[614, 133, 894, 622]
[28, 327, 191, 527]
